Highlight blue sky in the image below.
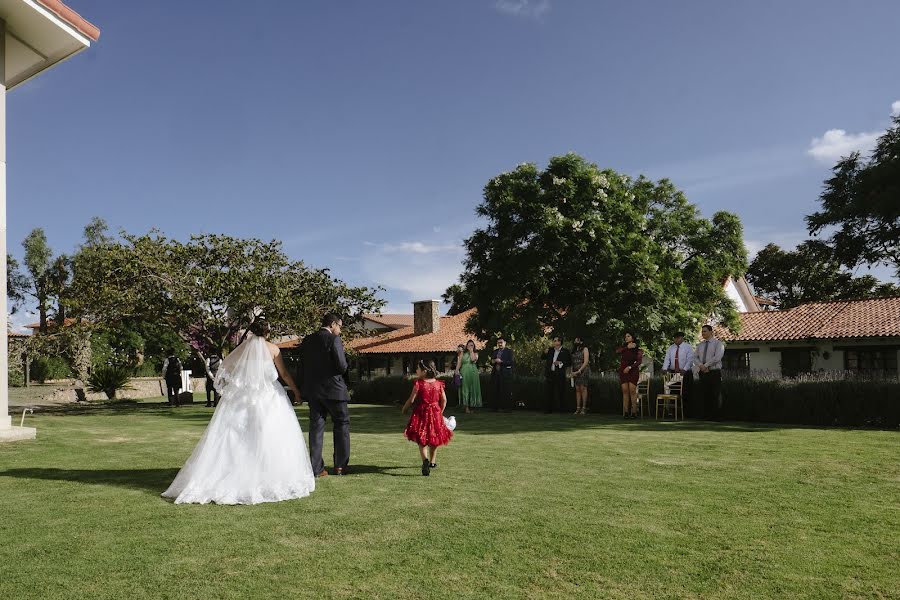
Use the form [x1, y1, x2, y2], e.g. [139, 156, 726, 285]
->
[8, 0, 900, 328]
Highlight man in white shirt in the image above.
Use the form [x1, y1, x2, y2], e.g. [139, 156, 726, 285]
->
[662, 331, 694, 415]
[695, 325, 725, 419]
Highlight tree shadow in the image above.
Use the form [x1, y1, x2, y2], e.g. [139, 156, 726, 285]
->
[346, 405, 780, 435]
[0, 468, 179, 494]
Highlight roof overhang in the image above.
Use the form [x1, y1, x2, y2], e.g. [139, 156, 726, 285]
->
[1, 0, 99, 90]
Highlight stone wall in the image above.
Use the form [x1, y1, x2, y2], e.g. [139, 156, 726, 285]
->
[30, 377, 208, 403]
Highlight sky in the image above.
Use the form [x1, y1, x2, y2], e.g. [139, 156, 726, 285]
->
[8, 0, 900, 329]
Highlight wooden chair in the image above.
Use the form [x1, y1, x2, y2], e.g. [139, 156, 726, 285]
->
[656, 372, 683, 420]
[635, 372, 650, 419]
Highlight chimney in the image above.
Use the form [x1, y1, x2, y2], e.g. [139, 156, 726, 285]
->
[413, 300, 440, 335]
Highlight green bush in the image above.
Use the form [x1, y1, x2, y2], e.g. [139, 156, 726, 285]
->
[29, 356, 74, 383]
[87, 365, 133, 400]
[353, 374, 900, 426]
[352, 374, 647, 413]
[721, 378, 900, 427]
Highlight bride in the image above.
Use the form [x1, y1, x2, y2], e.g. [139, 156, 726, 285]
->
[162, 319, 316, 505]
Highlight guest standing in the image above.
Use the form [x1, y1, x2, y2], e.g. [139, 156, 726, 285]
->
[402, 360, 453, 476]
[205, 353, 222, 408]
[491, 337, 515, 411]
[616, 332, 643, 419]
[541, 336, 572, 413]
[661, 332, 694, 416]
[695, 324, 725, 419]
[571, 336, 591, 415]
[457, 339, 482, 414]
[162, 353, 183, 407]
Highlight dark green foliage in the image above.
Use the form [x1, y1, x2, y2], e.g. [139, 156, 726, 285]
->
[354, 375, 900, 427]
[87, 365, 133, 400]
[747, 240, 900, 308]
[721, 378, 900, 427]
[807, 116, 900, 277]
[28, 356, 74, 383]
[457, 153, 747, 368]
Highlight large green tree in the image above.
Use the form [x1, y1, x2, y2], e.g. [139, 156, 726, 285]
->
[22, 228, 53, 332]
[747, 241, 900, 309]
[807, 116, 900, 277]
[68, 231, 384, 373]
[457, 153, 747, 367]
[6, 255, 29, 314]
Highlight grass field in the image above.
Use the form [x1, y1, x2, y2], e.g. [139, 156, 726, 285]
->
[1, 400, 898, 599]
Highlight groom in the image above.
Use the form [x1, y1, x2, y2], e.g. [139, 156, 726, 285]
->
[300, 313, 351, 477]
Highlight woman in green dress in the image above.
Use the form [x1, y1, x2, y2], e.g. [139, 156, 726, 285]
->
[457, 339, 483, 413]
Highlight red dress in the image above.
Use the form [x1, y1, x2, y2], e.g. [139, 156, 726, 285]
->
[404, 379, 453, 447]
[616, 345, 643, 384]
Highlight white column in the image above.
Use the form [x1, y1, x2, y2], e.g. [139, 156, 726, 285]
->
[0, 18, 10, 430]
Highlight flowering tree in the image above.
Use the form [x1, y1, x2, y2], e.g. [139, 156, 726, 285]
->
[455, 153, 747, 367]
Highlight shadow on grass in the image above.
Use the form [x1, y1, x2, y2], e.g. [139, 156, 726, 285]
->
[0, 467, 179, 494]
[27, 401, 781, 434]
[341, 464, 418, 477]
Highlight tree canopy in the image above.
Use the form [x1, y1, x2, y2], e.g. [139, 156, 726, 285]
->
[67, 231, 384, 369]
[807, 115, 900, 278]
[455, 153, 747, 366]
[747, 240, 900, 309]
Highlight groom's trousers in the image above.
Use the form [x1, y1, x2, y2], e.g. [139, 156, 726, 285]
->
[308, 397, 350, 473]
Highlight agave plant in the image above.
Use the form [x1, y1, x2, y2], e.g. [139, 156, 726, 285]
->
[87, 364, 133, 400]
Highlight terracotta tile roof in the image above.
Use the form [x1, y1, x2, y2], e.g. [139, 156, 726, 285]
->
[25, 318, 79, 330]
[349, 309, 483, 354]
[362, 314, 414, 330]
[36, 0, 101, 41]
[718, 296, 900, 342]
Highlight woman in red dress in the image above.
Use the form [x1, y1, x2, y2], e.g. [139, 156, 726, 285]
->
[402, 360, 453, 476]
[616, 332, 643, 419]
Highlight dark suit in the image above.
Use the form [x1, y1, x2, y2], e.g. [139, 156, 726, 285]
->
[300, 328, 351, 473]
[491, 347, 514, 410]
[541, 346, 572, 413]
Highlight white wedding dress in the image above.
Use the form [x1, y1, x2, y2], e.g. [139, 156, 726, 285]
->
[162, 334, 316, 505]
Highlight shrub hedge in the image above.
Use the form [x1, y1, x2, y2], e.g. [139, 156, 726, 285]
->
[352, 374, 900, 427]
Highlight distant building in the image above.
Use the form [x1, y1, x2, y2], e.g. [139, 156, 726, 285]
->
[716, 296, 900, 378]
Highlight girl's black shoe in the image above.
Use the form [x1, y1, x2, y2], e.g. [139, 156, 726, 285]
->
[421, 459, 431, 476]
[430, 463, 437, 469]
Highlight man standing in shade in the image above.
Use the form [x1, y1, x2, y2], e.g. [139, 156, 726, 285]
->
[491, 338, 515, 411]
[541, 336, 571, 413]
[695, 325, 725, 419]
[205, 353, 222, 408]
[300, 313, 351, 477]
[662, 332, 694, 416]
[161, 352, 183, 407]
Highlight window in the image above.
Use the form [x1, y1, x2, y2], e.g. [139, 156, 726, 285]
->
[723, 350, 751, 374]
[844, 348, 898, 375]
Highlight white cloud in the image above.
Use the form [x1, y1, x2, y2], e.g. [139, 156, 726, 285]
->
[807, 129, 880, 163]
[892, 100, 900, 117]
[743, 230, 807, 258]
[8, 309, 37, 334]
[360, 240, 463, 301]
[364, 241, 461, 255]
[495, 0, 550, 18]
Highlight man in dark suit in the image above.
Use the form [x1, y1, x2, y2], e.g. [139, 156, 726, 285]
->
[300, 313, 351, 477]
[491, 337, 515, 411]
[541, 336, 572, 413]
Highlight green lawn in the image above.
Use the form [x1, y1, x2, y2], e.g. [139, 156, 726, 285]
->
[1, 400, 898, 599]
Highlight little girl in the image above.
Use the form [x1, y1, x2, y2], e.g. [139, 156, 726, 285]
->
[402, 360, 453, 476]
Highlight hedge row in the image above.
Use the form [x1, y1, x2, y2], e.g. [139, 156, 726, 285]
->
[352, 374, 900, 427]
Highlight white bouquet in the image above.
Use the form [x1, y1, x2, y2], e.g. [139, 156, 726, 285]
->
[444, 415, 457, 431]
